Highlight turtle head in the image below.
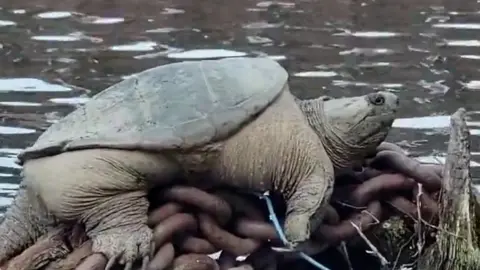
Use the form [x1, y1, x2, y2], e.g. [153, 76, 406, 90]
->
[298, 91, 399, 169]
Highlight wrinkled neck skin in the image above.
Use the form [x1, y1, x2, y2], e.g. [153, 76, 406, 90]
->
[297, 98, 369, 170]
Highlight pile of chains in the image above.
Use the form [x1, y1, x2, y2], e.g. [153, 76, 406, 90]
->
[3, 143, 443, 270]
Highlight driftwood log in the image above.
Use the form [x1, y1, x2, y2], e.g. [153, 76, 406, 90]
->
[0, 141, 451, 270]
[416, 108, 480, 270]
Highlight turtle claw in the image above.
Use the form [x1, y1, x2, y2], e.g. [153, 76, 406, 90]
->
[150, 242, 156, 258]
[92, 226, 153, 270]
[105, 253, 121, 270]
[270, 245, 297, 253]
[141, 256, 150, 270]
[286, 241, 304, 253]
[124, 261, 133, 270]
[104, 254, 148, 270]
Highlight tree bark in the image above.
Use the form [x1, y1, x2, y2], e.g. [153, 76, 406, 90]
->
[417, 108, 480, 269]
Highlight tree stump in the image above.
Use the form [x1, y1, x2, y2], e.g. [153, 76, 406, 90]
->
[417, 108, 480, 269]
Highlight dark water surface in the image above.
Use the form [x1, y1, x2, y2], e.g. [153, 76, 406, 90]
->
[1, 0, 480, 215]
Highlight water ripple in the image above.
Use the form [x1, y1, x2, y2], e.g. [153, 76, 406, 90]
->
[416, 156, 480, 167]
[0, 182, 17, 209]
[0, 148, 22, 170]
[463, 80, 480, 90]
[332, 80, 404, 89]
[294, 71, 338, 78]
[333, 30, 406, 38]
[0, 101, 42, 107]
[10, 9, 26, 14]
[0, 126, 36, 135]
[49, 97, 90, 105]
[0, 20, 16, 26]
[443, 40, 480, 47]
[0, 182, 17, 210]
[80, 16, 125, 25]
[433, 23, 480, 29]
[339, 48, 396, 56]
[459, 55, 480, 60]
[242, 21, 284, 29]
[31, 35, 82, 42]
[35, 11, 73, 19]
[109, 41, 159, 52]
[0, 78, 71, 92]
[393, 116, 451, 129]
[256, 2, 296, 8]
[161, 8, 185, 15]
[145, 27, 179, 33]
[166, 49, 247, 59]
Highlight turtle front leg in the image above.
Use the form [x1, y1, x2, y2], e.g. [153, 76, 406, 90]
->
[283, 168, 334, 250]
[82, 191, 152, 270]
[0, 181, 53, 264]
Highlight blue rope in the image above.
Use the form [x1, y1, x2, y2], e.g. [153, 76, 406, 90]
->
[256, 191, 331, 270]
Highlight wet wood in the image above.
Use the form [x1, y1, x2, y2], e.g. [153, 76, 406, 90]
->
[1, 227, 72, 270]
[417, 108, 480, 270]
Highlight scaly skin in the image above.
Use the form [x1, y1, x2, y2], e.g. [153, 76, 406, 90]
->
[0, 88, 398, 269]
[0, 182, 55, 264]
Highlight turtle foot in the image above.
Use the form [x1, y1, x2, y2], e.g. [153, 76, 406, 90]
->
[92, 225, 153, 270]
[283, 213, 311, 251]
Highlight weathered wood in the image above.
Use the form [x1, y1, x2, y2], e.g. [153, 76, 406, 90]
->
[1, 227, 72, 270]
[0, 225, 90, 270]
[417, 108, 480, 270]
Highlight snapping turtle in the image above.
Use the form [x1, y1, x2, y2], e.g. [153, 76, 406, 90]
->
[0, 57, 399, 269]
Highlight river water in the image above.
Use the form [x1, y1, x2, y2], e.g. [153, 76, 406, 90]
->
[1, 0, 480, 216]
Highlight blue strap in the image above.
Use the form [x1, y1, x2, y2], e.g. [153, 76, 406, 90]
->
[256, 191, 331, 270]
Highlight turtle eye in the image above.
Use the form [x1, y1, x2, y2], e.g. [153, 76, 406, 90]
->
[374, 96, 385, 105]
[368, 93, 385, 105]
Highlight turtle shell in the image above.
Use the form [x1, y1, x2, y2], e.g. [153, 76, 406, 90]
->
[17, 57, 288, 164]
